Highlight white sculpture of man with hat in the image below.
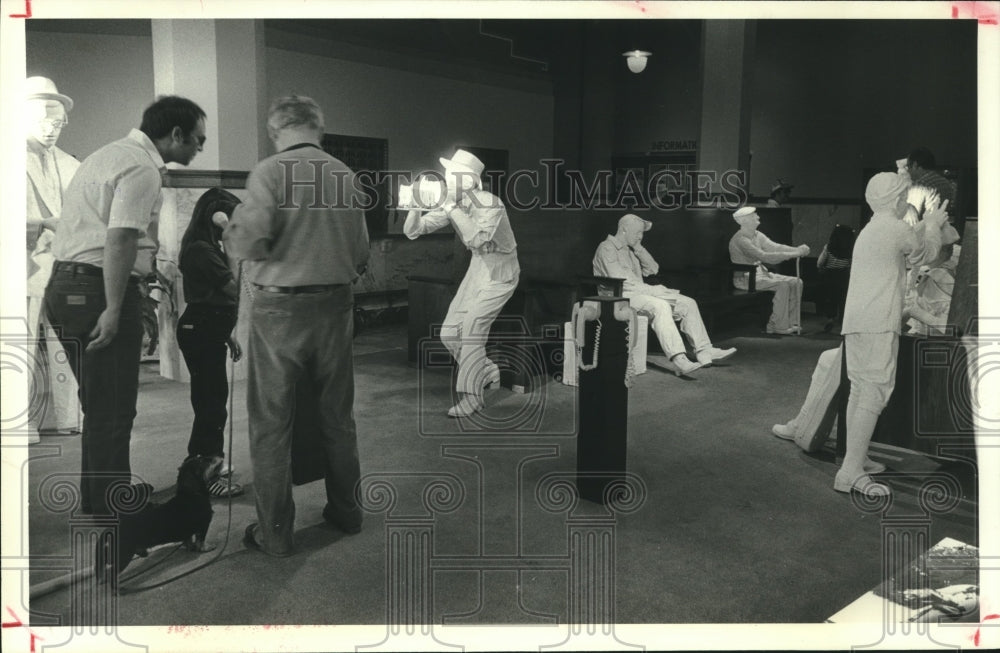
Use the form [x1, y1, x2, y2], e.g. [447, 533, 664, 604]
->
[404, 149, 520, 418]
[25, 76, 81, 441]
[592, 214, 736, 376]
[728, 206, 809, 335]
[766, 178, 793, 207]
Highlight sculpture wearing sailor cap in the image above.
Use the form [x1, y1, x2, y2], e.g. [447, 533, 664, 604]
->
[728, 206, 810, 335]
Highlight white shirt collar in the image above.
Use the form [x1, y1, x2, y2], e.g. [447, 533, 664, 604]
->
[127, 128, 166, 170]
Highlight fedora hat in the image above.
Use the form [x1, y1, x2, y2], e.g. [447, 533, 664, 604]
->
[439, 149, 485, 178]
[26, 76, 73, 112]
[770, 178, 794, 193]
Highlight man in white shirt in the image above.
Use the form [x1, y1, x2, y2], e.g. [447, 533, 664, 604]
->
[45, 96, 206, 515]
[592, 214, 735, 377]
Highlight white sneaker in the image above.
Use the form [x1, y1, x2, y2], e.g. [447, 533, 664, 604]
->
[670, 355, 703, 377]
[863, 457, 886, 474]
[834, 470, 890, 498]
[709, 346, 737, 361]
[771, 423, 796, 441]
[698, 347, 737, 365]
[447, 395, 484, 418]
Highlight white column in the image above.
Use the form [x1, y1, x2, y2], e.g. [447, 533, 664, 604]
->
[149, 20, 267, 382]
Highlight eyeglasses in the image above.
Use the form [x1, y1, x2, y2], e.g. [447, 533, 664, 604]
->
[40, 119, 67, 130]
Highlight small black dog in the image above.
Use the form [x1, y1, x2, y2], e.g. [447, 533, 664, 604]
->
[96, 455, 222, 587]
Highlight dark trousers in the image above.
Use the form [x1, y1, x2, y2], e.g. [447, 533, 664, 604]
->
[177, 304, 237, 459]
[43, 265, 143, 515]
[247, 285, 360, 555]
[816, 269, 850, 320]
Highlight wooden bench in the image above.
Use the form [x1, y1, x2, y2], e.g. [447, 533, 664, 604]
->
[648, 263, 774, 336]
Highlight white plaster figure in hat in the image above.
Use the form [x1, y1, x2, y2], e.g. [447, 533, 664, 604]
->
[404, 149, 520, 418]
[895, 156, 922, 227]
[24, 76, 81, 441]
[766, 178, 793, 207]
[903, 224, 961, 336]
[772, 217, 960, 458]
[592, 214, 736, 376]
[834, 172, 949, 497]
[728, 206, 810, 334]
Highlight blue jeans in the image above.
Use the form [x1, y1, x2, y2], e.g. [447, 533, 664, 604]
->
[43, 264, 143, 515]
[247, 285, 361, 555]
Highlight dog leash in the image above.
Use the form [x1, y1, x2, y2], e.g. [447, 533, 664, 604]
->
[118, 262, 245, 593]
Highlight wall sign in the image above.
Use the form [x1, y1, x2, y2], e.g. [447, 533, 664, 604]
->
[650, 139, 697, 152]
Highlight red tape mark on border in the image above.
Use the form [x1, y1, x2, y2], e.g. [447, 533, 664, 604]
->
[952, 2, 1000, 25]
[974, 613, 1000, 646]
[9, 0, 31, 18]
[2, 607, 43, 652]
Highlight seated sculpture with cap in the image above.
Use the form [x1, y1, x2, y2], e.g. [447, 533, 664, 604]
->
[591, 214, 736, 377]
[728, 206, 810, 335]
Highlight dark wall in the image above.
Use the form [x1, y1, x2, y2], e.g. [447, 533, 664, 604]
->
[750, 20, 978, 199]
[612, 21, 703, 156]
[549, 20, 703, 177]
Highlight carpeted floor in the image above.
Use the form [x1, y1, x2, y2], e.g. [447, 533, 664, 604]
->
[24, 313, 977, 627]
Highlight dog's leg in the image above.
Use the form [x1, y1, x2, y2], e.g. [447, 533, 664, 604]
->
[188, 530, 216, 553]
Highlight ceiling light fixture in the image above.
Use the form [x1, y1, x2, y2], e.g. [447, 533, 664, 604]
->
[623, 50, 651, 74]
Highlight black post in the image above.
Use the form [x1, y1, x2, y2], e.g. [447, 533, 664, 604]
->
[836, 339, 848, 460]
[576, 297, 630, 504]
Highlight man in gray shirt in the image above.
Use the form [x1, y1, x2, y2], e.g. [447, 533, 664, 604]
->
[225, 95, 370, 556]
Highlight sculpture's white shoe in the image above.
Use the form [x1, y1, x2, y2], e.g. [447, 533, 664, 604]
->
[447, 395, 484, 418]
[697, 346, 737, 366]
[863, 457, 886, 474]
[670, 355, 704, 377]
[834, 470, 890, 498]
[771, 423, 797, 441]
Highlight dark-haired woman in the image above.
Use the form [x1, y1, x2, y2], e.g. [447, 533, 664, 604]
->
[816, 224, 855, 332]
[177, 188, 245, 497]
